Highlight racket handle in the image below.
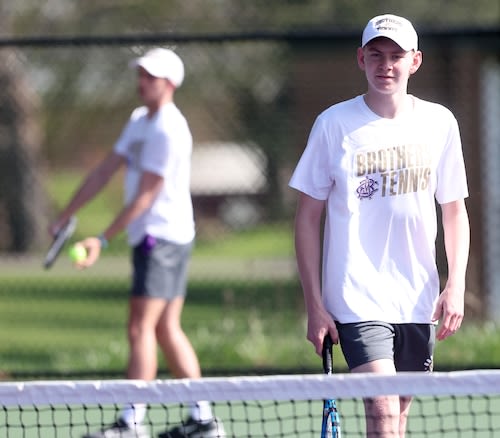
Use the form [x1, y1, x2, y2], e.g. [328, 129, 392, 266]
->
[322, 334, 333, 375]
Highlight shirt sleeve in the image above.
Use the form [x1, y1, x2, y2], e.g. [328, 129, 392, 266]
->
[140, 129, 170, 177]
[113, 121, 133, 157]
[435, 114, 469, 204]
[113, 107, 146, 158]
[288, 115, 334, 200]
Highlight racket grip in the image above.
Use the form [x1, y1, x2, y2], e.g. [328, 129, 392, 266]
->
[322, 334, 333, 375]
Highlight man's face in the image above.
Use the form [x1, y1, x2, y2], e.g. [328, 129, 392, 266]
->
[357, 37, 422, 95]
[137, 67, 170, 106]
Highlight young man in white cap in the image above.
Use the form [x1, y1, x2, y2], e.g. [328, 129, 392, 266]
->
[290, 14, 469, 437]
[50, 48, 225, 438]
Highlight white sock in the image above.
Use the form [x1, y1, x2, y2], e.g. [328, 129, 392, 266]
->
[121, 403, 146, 427]
[190, 401, 213, 422]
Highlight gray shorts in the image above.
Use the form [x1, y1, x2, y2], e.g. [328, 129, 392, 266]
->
[336, 321, 435, 372]
[131, 235, 193, 300]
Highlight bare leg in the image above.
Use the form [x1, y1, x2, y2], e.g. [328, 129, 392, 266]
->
[120, 297, 167, 425]
[156, 296, 201, 379]
[352, 359, 410, 438]
[399, 396, 412, 438]
[126, 296, 166, 380]
[362, 395, 400, 437]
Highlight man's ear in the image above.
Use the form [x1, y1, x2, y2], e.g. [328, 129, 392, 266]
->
[410, 50, 423, 75]
[357, 47, 366, 71]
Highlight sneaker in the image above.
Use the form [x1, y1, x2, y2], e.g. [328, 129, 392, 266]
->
[82, 418, 150, 438]
[158, 417, 226, 438]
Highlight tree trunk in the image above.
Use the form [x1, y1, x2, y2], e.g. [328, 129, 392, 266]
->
[0, 50, 46, 253]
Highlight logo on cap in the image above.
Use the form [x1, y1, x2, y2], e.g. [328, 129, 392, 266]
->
[362, 14, 418, 52]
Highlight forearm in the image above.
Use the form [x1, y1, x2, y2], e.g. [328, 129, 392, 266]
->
[294, 194, 325, 313]
[55, 154, 121, 227]
[294, 193, 338, 349]
[433, 200, 469, 340]
[295, 223, 323, 312]
[442, 200, 470, 288]
[62, 172, 109, 220]
[101, 198, 149, 242]
[101, 171, 164, 243]
[69, 193, 149, 268]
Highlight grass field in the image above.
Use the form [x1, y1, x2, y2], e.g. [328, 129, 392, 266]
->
[0, 259, 313, 377]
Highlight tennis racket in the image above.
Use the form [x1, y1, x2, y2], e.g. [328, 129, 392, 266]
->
[321, 334, 341, 438]
[43, 216, 77, 269]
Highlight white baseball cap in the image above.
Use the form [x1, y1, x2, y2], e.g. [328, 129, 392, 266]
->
[362, 14, 418, 51]
[130, 48, 185, 87]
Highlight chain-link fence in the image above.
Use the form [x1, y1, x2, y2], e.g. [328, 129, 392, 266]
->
[0, 27, 499, 377]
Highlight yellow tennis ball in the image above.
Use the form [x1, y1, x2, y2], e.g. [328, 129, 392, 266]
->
[68, 244, 87, 263]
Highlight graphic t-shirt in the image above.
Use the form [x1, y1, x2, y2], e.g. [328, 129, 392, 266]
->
[289, 95, 468, 323]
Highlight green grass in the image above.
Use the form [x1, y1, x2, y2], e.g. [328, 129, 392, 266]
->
[194, 224, 294, 259]
[0, 275, 313, 377]
[1, 271, 500, 378]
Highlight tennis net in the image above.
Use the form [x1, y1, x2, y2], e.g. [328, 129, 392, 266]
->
[1, 370, 500, 437]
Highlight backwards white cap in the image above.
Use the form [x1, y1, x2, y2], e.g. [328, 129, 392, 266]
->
[362, 14, 418, 51]
[130, 48, 185, 88]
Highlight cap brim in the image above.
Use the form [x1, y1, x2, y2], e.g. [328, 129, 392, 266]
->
[363, 34, 415, 51]
[129, 58, 163, 77]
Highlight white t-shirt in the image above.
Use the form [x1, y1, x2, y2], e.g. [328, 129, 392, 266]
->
[289, 95, 468, 324]
[114, 102, 195, 246]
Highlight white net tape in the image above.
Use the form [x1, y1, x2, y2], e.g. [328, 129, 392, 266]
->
[2, 369, 500, 407]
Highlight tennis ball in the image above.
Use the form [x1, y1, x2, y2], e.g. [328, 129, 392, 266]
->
[68, 244, 87, 263]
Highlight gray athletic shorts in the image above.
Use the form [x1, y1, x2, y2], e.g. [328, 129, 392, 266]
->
[336, 321, 435, 372]
[131, 235, 193, 300]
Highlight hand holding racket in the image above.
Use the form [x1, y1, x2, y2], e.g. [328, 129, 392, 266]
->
[321, 334, 341, 438]
[44, 216, 77, 269]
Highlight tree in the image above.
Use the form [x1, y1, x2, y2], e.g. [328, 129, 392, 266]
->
[0, 4, 45, 253]
[0, 50, 45, 252]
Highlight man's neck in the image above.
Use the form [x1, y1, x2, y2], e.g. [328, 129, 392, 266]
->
[147, 95, 174, 117]
[363, 92, 413, 119]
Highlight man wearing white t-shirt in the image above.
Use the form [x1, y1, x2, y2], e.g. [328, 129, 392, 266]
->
[50, 49, 225, 438]
[290, 15, 470, 438]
